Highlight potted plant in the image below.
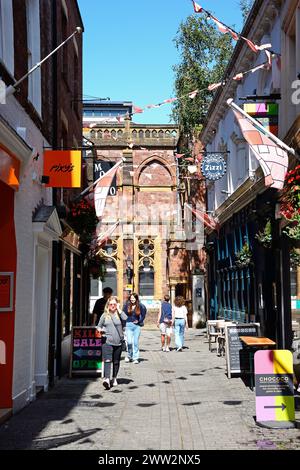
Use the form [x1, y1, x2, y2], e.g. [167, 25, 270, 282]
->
[235, 242, 252, 268]
[255, 219, 272, 248]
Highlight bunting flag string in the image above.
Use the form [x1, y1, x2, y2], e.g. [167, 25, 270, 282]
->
[190, 1, 272, 55]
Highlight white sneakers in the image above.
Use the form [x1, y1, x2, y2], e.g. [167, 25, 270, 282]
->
[125, 357, 132, 363]
[112, 378, 118, 387]
[176, 347, 182, 352]
[165, 347, 170, 352]
[133, 359, 139, 364]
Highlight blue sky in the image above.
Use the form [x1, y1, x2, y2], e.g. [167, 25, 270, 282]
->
[78, 0, 244, 124]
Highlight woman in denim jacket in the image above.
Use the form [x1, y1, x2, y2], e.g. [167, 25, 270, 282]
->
[123, 293, 147, 364]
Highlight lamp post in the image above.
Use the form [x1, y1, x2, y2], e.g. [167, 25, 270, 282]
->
[126, 255, 134, 292]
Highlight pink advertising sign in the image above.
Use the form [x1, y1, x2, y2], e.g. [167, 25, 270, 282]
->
[254, 350, 295, 428]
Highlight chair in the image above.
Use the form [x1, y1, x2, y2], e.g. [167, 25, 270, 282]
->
[216, 321, 226, 356]
[207, 321, 219, 352]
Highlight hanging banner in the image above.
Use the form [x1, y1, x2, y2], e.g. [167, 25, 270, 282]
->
[43, 150, 82, 187]
[93, 161, 117, 196]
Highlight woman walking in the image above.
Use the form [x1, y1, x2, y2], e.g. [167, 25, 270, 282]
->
[157, 294, 172, 351]
[172, 296, 188, 351]
[123, 293, 147, 364]
[97, 296, 127, 390]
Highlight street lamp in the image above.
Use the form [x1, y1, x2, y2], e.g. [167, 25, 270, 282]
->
[126, 255, 134, 285]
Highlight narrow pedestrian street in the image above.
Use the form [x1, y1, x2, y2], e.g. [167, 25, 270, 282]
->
[0, 328, 299, 451]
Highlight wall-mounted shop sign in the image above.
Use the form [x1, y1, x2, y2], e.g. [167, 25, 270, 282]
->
[94, 161, 117, 196]
[254, 350, 295, 428]
[70, 326, 103, 376]
[201, 154, 227, 181]
[43, 150, 82, 187]
[0, 273, 14, 312]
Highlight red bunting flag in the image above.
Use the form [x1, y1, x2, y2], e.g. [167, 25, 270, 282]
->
[133, 106, 144, 114]
[210, 15, 239, 40]
[192, 1, 202, 13]
[208, 82, 222, 91]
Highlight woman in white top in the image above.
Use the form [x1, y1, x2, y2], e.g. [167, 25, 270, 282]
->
[172, 296, 188, 351]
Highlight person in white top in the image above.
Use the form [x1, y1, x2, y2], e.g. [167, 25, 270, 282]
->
[172, 296, 188, 351]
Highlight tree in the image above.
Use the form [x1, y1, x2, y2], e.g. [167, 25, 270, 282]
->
[172, 15, 234, 136]
[240, 0, 255, 22]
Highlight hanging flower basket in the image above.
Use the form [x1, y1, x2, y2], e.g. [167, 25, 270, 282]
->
[235, 242, 252, 268]
[255, 219, 272, 248]
[67, 199, 98, 245]
[280, 165, 300, 240]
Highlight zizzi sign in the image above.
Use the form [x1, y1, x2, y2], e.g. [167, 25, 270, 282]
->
[201, 154, 227, 181]
[94, 161, 117, 196]
[43, 150, 82, 187]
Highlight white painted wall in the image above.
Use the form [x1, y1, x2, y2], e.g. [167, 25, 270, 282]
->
[0, 93, 54, 412]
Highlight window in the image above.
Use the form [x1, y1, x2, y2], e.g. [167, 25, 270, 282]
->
[0, 0, 14, 75]
[26, 0, 41, 114]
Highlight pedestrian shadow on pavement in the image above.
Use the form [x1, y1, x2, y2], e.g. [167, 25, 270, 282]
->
[30, 427, 102, 450]
[117, 378, 134, 385]
[136, 403, 157, 407]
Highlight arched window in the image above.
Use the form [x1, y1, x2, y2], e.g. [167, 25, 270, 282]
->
[138, 239, 155, 297]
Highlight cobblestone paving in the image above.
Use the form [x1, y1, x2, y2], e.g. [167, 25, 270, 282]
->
[0, 329, 299, 450]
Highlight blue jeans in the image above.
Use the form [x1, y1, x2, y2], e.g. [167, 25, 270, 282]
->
[174, 319, 186, 349]
[126, 323, 141, 360]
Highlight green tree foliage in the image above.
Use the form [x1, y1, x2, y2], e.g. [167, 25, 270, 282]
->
[240, 0, 255, 22]
[172, 15, 234, 135]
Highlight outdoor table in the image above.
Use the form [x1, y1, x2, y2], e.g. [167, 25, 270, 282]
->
[240, 336, 276, 390]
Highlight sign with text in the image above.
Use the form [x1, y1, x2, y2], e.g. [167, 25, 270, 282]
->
[70, 326, 104, 376]
[43, 150, 82, 187]
[225, 323, 259, 378]
[255, 350, 295, 427]
[0, 273, 13, 312]
[94, 161, 117, 196]
[201, 154, 227, 181]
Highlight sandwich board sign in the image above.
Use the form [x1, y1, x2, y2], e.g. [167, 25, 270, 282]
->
[70, 326, 104, 377]
[254, 350, 295, 428]
[225, 323, 259, 378]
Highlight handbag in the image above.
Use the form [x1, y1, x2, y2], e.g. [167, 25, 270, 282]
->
[111, 316, 127, 351]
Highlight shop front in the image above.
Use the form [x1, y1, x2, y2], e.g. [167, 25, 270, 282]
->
[0, 144, 20, 410]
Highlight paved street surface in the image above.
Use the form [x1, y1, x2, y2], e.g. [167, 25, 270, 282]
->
[0, 329, 299, 451]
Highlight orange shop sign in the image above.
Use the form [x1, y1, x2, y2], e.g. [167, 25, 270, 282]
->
[43, 150, 82, 188]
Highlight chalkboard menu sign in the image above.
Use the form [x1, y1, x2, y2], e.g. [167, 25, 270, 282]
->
[225, 323, 259, 378]
[70, 326, 104, 376]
